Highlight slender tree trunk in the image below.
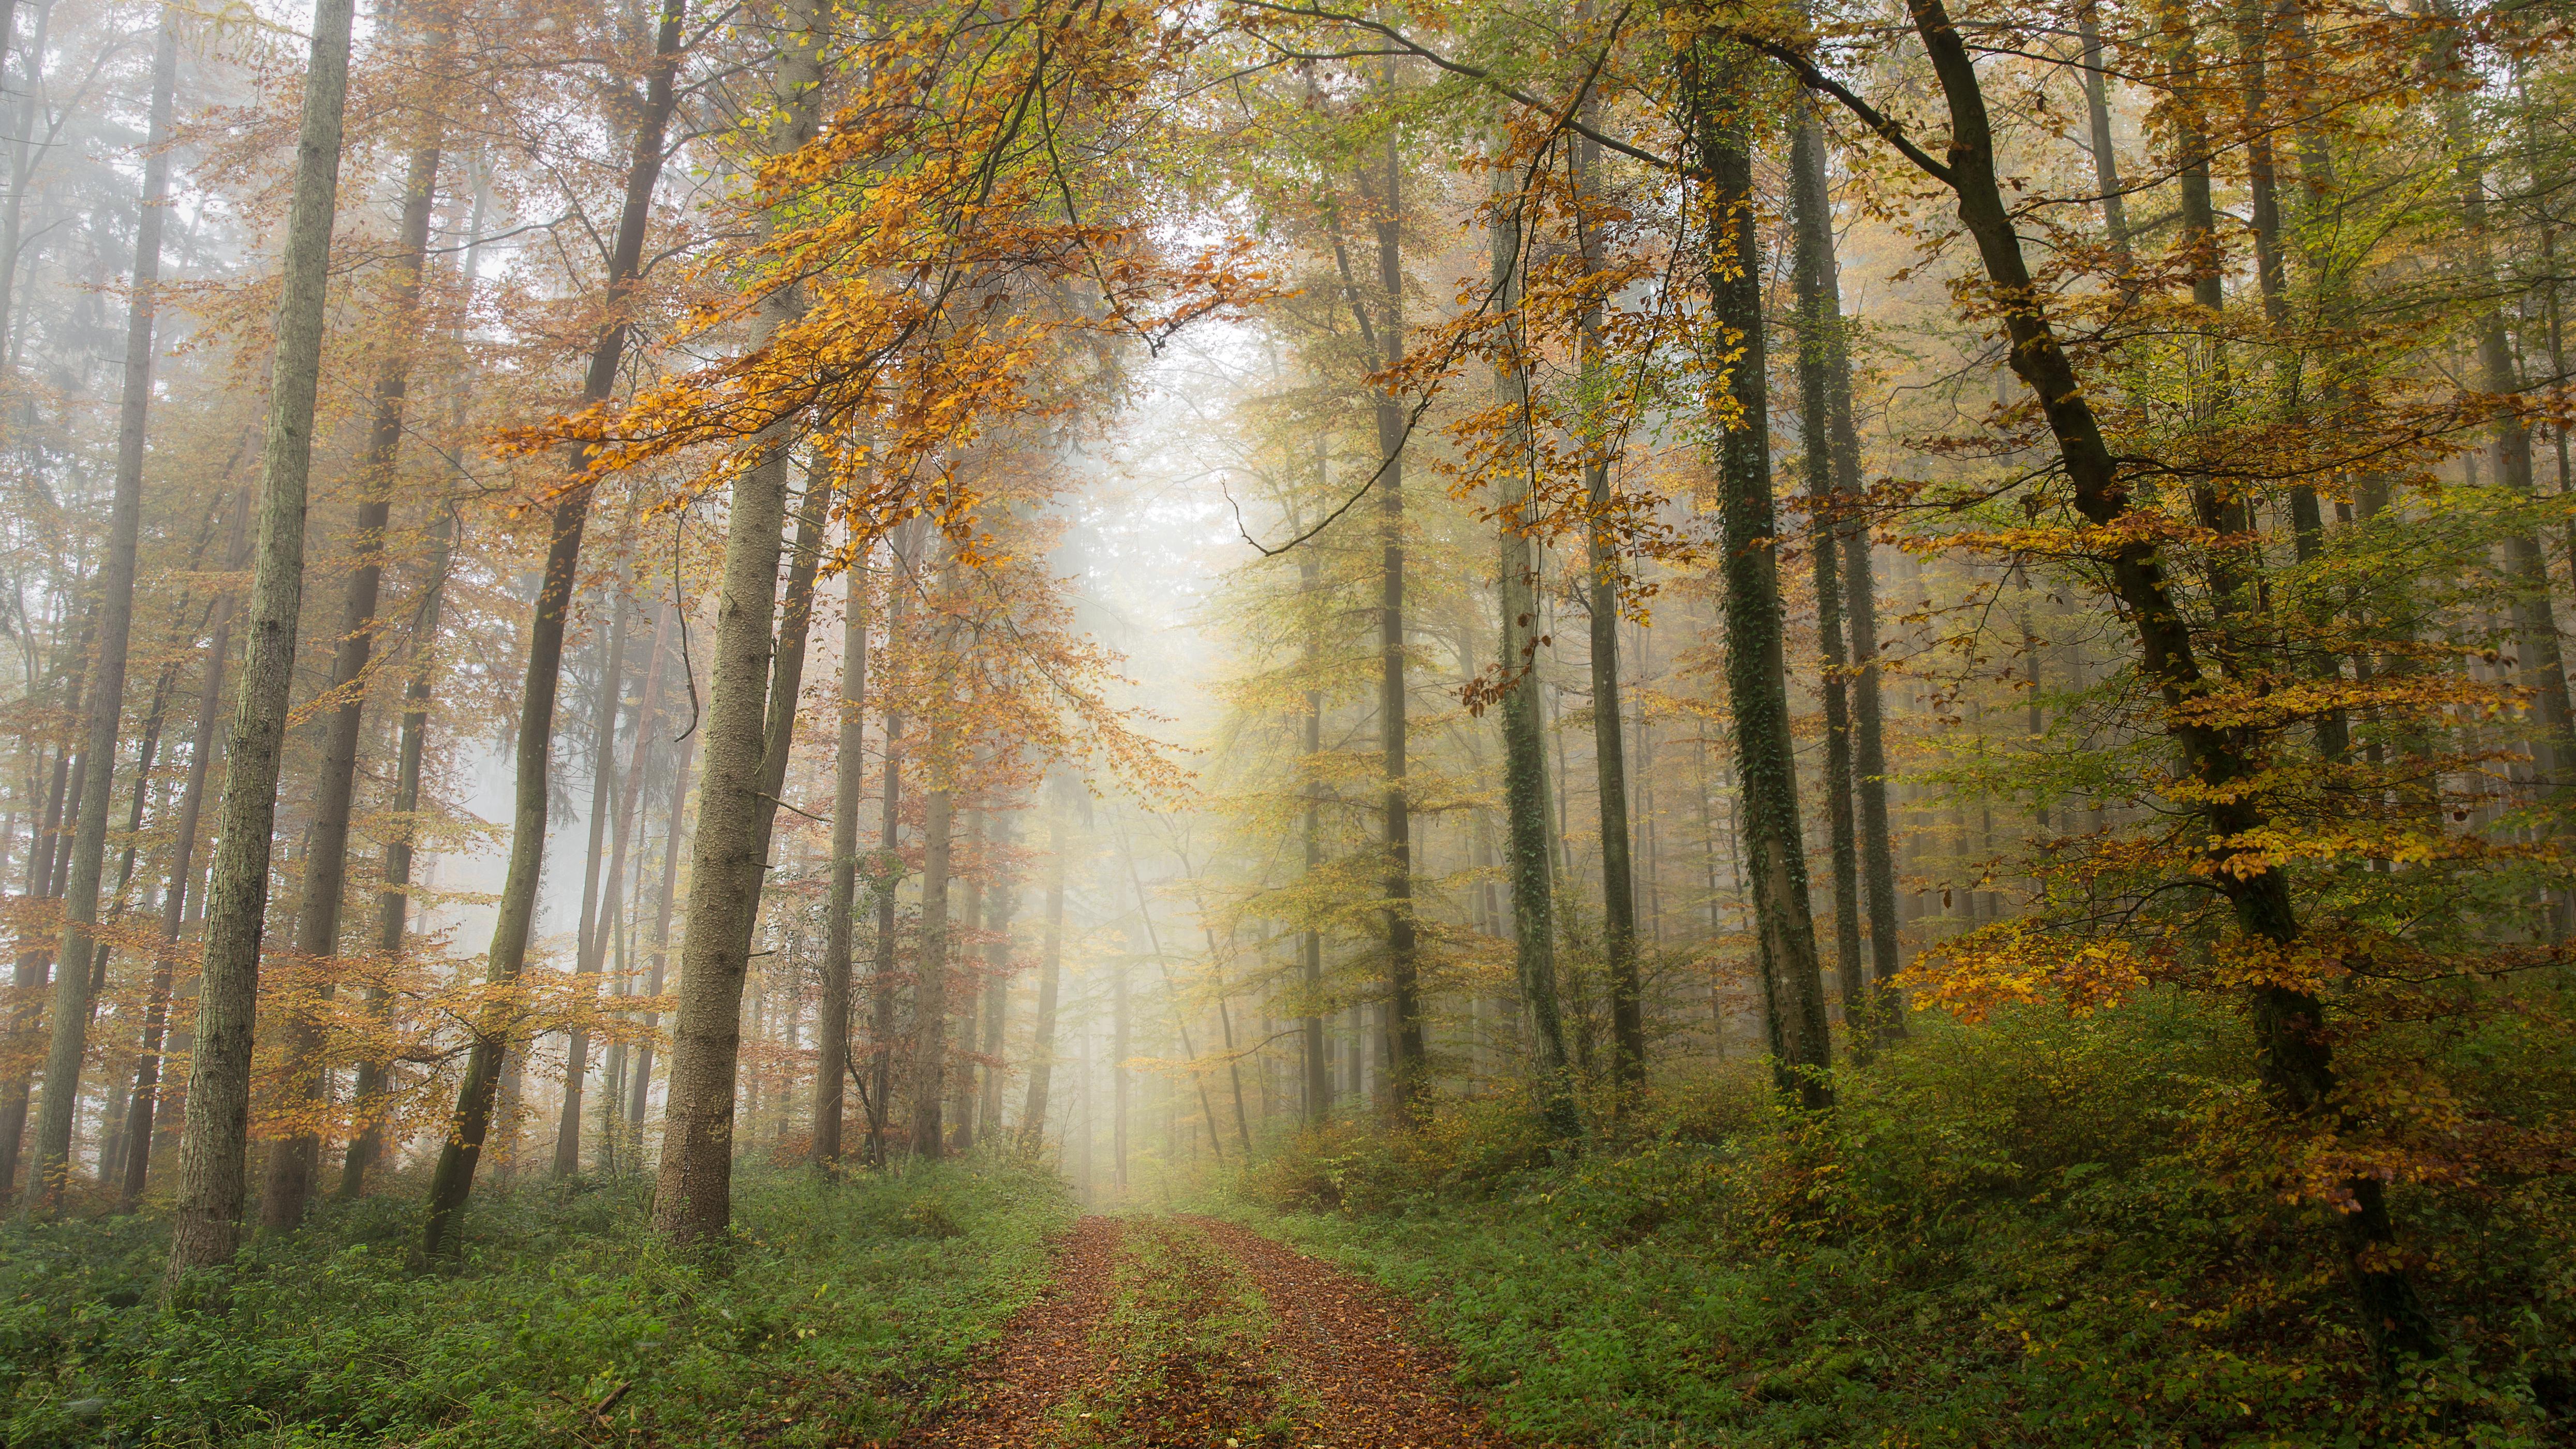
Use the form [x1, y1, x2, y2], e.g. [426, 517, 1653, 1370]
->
[1018, 785, 1066, 1148]
[1789, 110, 1868, 1049]
[552, 590, 633, 1179]
[336, 513, 454, 1199]
[1365, 134, 1427, 1117]
[627, 722, 693, 1137]
[419, 0, 684, 1260]
[2078, 0, 2133, 270]
[1566, 128, 1644, 1097]
[161, 0, 358, 1287]
[911, 772, 954, 1160]
[815, 546, 868, 1167]
[1489, 155, 1575, 1129]
[1299, 551, 1333, 1123]
[124, 500, 247, 1210]
[25, 7, 183, 1216]
[257, 99, 444, 1233]
[865, 521, 919, 1166]
[650, 6, 832, 1239]
[1681, 38, 1833, 1110]
[977, 812, 1013, 1145]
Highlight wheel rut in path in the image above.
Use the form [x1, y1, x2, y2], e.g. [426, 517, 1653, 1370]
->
[900, 1215, 1126, 1446]
[1191, 1217, 1509, 1448]
[901, 1213, 1507, 1448]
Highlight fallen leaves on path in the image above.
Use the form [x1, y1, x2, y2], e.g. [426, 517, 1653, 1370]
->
[900, 1217, 1125, 1446]
[898, 1214, 1508, 1448]
[1194, 1218, 1512, 1449]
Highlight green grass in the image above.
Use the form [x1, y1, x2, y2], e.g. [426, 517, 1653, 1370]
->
[1, 1157, 1074, 1446]
[1217, 992, 2576, 1448]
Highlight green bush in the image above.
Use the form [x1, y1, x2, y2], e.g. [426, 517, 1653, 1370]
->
[1, 1157, 1072, 1446]
[1224, 991, 2576, 1447]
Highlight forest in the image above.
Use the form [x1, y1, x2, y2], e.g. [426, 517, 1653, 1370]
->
[0, 0, 2570, 1440]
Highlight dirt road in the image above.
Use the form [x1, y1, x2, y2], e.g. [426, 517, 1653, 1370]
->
[900, 1215, 1506, 1448]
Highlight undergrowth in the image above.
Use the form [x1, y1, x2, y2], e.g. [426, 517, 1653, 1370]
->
[1221, 989, 2576, 1447]
[0, 1156, 1073, 1446]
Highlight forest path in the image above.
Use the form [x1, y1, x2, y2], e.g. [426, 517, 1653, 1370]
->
[899, 1214, 1507, 1448]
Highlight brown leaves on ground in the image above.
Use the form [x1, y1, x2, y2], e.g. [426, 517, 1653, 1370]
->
[899, 1214, 1509, 1448]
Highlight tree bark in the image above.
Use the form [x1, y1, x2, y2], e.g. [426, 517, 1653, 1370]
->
[1365, 132, 1427, 1117]
[649, 0, 830, 1243]
[976, 812, 1013, 1145]
[552, 589, 632, 1179]
[26, 5, 182, 1216]
[161, 0, 358, 1288]
[257, 92, 445, 1233]
[1680, 38, 1833, 1109]
[1488, 155, 1576, 1129]
[420, 0, 684, 1260]
[815, 547, 868, 1167]
[336, 512, 454, 1200]
[124, 497, 248, 1210]
[1018, 782, 1067, 1148]
[1789, 109, 1869, 1049]
[911, 768, 954, 1160]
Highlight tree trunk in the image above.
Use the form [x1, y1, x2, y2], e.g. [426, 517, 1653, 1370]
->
[1565, 127, 1644, 1098]
[26, 7, 182, 1216]
[257, 96, 445, 1233]
[627, 718, 694, 1137]
[1365, 134, 1427, 1116]
[1488, 154, 1575, 1129]
[1681, 38, 1833, 1110]
[650, 3, 831, 1240]
[336, 512, 454, 1200]
[420, 0, 684, 1260]
[815, 548, 867, 1167]
[1299, 548, 1333, 1123]
[1789, 109, 1868, 1049]
[552, 589, 633, 1180]
[161, 0, 359, 1288]
[124, 498, 248, 1209]
[911, 772, 954, 1160]
[976, 812, 1013, 1145]
[1019, 782, 1067, 1148]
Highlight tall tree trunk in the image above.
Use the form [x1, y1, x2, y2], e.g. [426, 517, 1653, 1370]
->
[1680, 39, 1833, 1109]
[553, 589, 632, 1179]
[2078, 0, 2133, 270]
[258, 95, 445, 1233]
[650, 3, 831, 1239]
[336, 512, 454, 1200]
[161, 0, 359, 1287]
[1018, 782, 1067, 1148]
[124, 497, 248, 1209]
[1568, 125, 1644, 1097]
[977, 811, 1013, 1145]
[1365, 133, 1427, 1116]
[25, 6, 182, 1216]
[815, 550, 867, 1167]
[864, 520, 920, 1166]
[1789, 110, 1868, 1048]
[3, 648, 83, 1205]
[626, 719, 693, 1137]
[1488, 154, 1575, 1130]
[420, 0, 684, 1260]
[910, 769, 954, 1160]
[1299, 549, 1333, 1123]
